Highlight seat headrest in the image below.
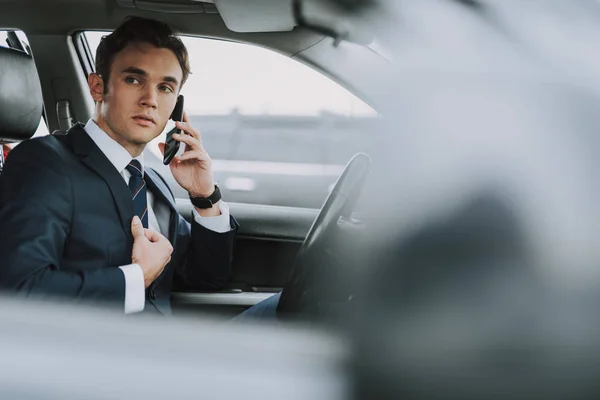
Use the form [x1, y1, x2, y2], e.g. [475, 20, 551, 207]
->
[0, 46, 43, 142]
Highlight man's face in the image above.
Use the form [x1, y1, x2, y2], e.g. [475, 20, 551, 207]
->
[91, 42, 183, 153]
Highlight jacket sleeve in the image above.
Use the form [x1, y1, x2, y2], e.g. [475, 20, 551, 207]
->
[0, 139, 125, 304]
[150, 172, 238, 291]
[174, 214, 238, 290]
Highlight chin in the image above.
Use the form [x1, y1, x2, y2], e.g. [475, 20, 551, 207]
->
[129, 126, 161, 144]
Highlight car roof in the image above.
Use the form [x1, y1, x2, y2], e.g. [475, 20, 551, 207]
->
[0, 0, 324, 57]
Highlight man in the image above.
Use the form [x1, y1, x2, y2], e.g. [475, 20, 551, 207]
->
[0, 17, 244, 315]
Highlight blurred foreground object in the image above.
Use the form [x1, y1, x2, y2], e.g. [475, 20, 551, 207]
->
[299, 0, 600, 399]
[0, 297, 347, 399]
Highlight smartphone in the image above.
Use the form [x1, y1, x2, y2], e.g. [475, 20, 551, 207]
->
[163, 95, 185, 165]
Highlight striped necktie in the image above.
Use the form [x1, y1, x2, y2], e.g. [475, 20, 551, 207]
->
[126, 159, 148, 229]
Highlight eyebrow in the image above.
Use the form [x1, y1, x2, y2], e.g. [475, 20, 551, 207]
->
[121, 67, 180, 87]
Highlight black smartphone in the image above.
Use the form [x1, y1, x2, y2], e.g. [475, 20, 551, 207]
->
[163, 95, 185, 165]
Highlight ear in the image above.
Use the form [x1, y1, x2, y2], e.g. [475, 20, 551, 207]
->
[88, 73, 105, 102]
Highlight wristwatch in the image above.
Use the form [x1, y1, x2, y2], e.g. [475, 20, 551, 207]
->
[189, 184, 221, 209]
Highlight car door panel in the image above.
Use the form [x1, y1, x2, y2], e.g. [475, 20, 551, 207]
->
[171, 201, 317, 316]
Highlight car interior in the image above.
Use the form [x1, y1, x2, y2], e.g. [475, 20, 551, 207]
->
[5, 2, 600, 398]
[0, 0, 388, 319]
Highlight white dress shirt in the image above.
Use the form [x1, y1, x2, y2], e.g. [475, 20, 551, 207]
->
[84, 119, 232, 314]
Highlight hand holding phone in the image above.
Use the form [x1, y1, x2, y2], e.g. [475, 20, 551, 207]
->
[163, 95, 184, 165]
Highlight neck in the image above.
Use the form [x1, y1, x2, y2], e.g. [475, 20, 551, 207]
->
[92, 116, 145, 158]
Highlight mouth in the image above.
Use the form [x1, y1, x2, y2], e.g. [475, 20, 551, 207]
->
[132, 114, 155, 127]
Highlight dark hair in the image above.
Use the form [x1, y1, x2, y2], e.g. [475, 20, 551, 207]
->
[95, 16, 191, 92]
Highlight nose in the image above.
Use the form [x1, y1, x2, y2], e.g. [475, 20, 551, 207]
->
[140, 86, 158, 109]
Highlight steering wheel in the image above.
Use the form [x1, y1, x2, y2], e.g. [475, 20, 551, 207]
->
[277, 153, 371, 317]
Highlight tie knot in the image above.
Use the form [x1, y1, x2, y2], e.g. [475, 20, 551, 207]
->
[126, 159, 143, 178]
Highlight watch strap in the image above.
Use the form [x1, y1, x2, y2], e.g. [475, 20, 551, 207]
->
[190, 184, 221, 209]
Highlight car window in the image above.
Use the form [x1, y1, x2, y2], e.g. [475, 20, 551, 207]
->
[84, 32, 378, 208]
[0, 30, 49, 145]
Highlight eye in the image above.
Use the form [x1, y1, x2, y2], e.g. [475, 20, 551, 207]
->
[125, 77, 140, 85]
[159, 85, 174, 93]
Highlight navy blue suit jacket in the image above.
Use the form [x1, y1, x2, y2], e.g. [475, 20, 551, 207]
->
[0, 124, 237, 314]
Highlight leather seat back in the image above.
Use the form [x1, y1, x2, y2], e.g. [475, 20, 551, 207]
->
[0, 45, 43, 174]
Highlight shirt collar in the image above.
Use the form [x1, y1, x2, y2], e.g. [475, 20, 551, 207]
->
[84, 119, 144, 175]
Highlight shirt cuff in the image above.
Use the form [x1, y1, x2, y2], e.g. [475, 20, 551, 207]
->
[119, 263, 145, 314]
[192, 200, 232, 233]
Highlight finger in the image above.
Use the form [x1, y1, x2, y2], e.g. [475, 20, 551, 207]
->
[172, 132, 202, 151]
[158, 142, 166, 156]
[176, 150, 211, 162]
[131, 216, 144, 238]
[147, 229, 172, 248]
[175, 120, 202, 143]
[143, 228, 163, 243]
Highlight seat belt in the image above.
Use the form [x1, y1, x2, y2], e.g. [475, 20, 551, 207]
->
[54, 99, 75, 135]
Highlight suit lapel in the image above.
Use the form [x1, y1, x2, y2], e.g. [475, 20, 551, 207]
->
[144, 168, 176, 211]
[66, 124, 134, 231]
[144, 168, 178, 241]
